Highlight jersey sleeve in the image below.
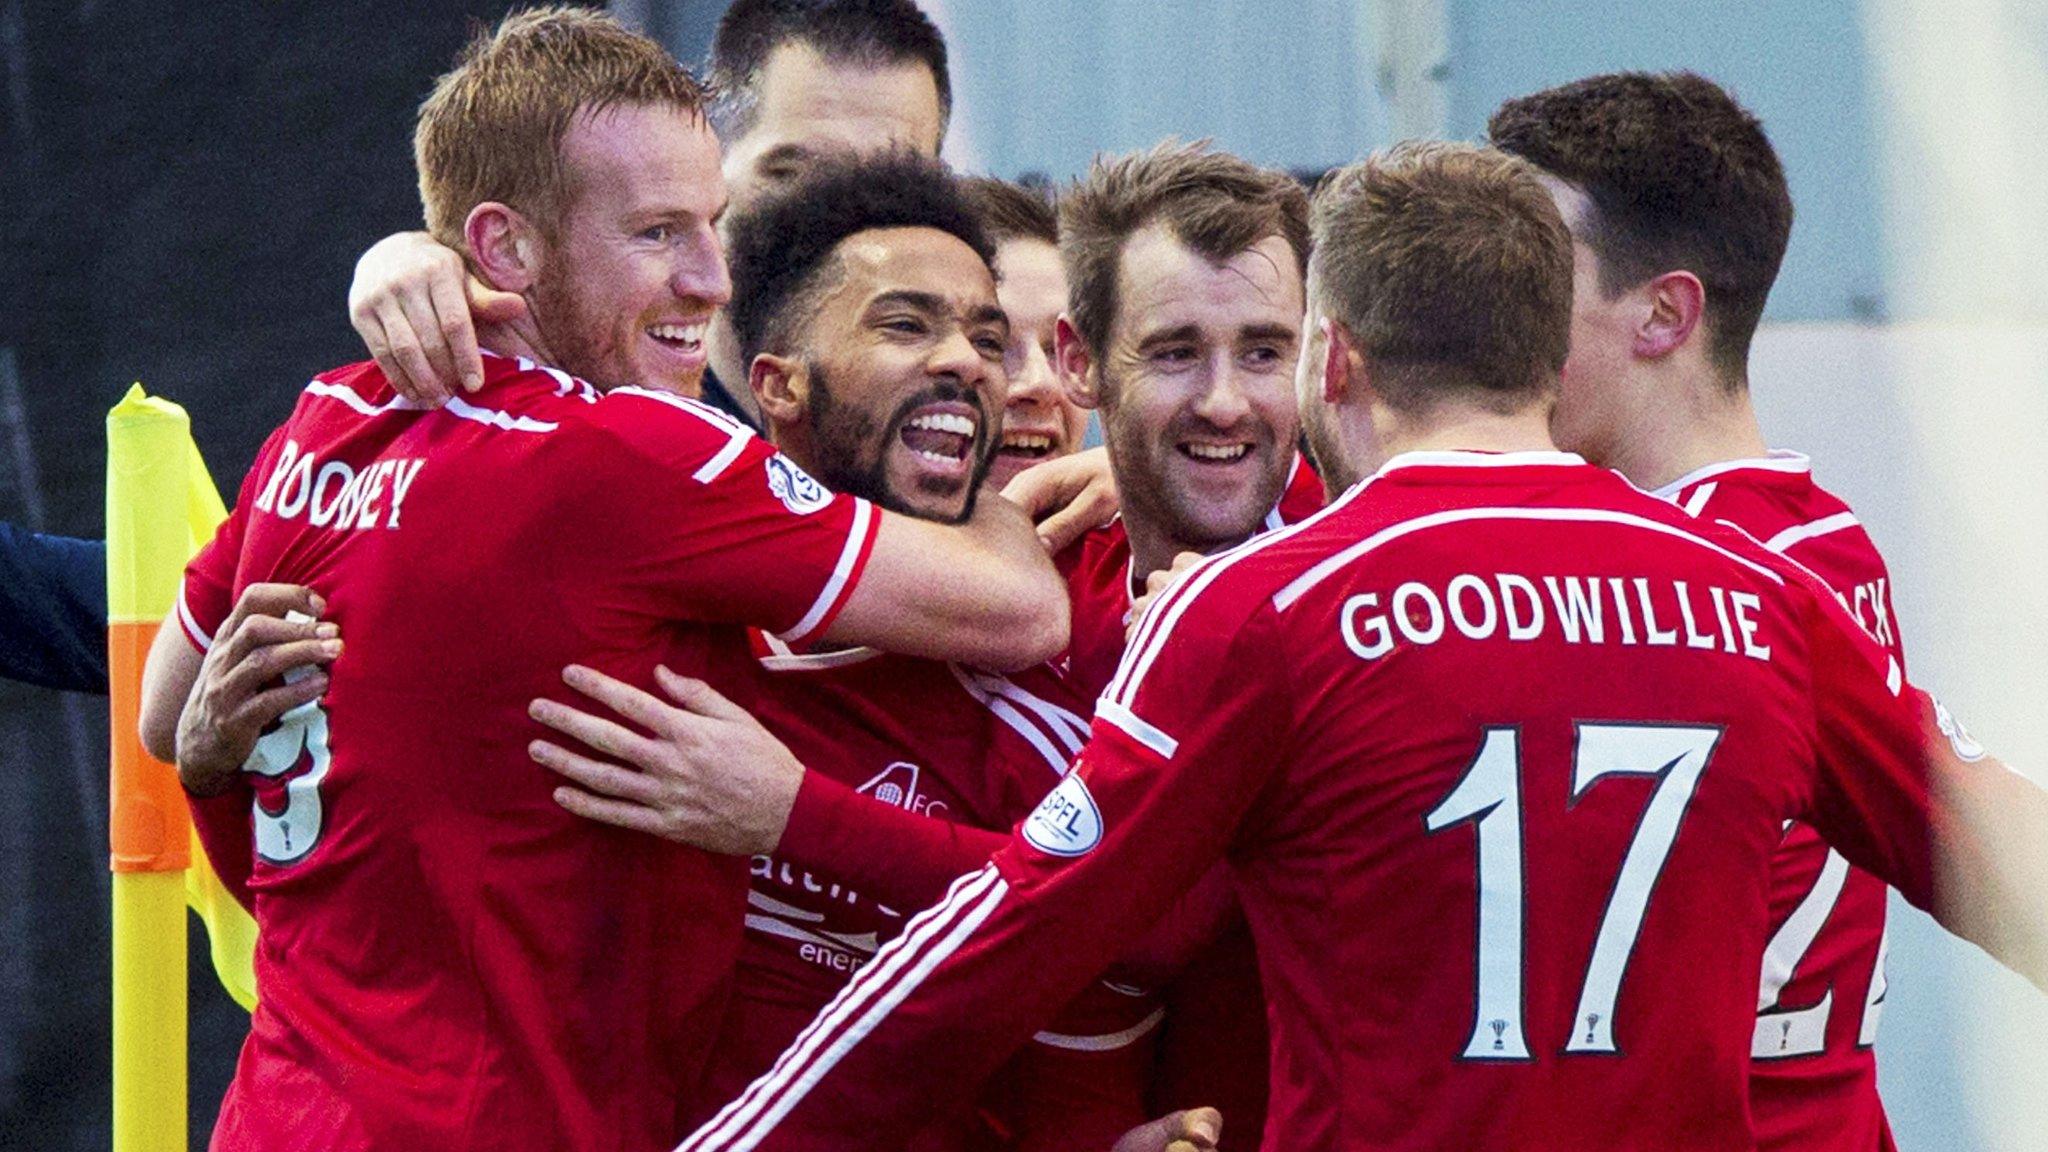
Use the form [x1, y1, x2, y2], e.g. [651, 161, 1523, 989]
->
[678, 583, 1294, 1152]
[775, 770, 1007, 913]
[582, 390, 878, 646]
[1801, 585, 1940, 910]
[176, 424, 296, 652]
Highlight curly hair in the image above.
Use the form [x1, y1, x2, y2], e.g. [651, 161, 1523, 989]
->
[1488, 72, 1792, 380]
[724, 150, 995, 365]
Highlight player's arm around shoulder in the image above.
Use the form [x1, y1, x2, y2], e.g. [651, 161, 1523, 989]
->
[825, 491, 1069, 673]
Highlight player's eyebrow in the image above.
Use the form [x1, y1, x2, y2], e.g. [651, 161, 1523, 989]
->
[1133, 323, 1203, 353]
[1237, 322, 1301, 345]
[865, 289, 948, 317]
[966, 303, 1011, 338]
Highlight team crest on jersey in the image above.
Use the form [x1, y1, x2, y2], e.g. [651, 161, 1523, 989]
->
[857, 761, 949, 817]
[1932, 697, 1986, 762]
[1023, 772, 1102, 857]
[766, 454, 833, 515]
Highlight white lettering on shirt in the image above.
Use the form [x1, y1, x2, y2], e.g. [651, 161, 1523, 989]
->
[254, 446, 426, 533]
[1341, 573, 1774, 665]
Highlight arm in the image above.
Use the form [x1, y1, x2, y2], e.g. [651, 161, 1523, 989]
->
[347, 230, 527, 404]
[140, 583, 337, 794]
[825, 494, 1068, 673]
[0, 523, 108, 693]
[528, 664, 1008, 909]
[1802, 590, 2048, 989]
[678, 596, 1291, 1152]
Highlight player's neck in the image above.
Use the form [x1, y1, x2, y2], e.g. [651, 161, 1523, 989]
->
[1375, 402, 1560, 466]
[1606, 372, 1771, 492]
[475, 317, 554, 379]
[708, 318, 763, 422]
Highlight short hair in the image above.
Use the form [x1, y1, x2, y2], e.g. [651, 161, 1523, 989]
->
[1309, 142, 1572, 412]
[1060, 140, 1310, 362]
[1487, 71, 1792, 380]
[962, 176, 1058, 248]
[725, 150, 996, 365]
[708, 0, 951, 144]
[415, 7, 708, 250]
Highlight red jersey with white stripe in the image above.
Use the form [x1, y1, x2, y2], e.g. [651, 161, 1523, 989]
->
[683, 451, 1961, 1152]
[177, 353, 877, 1152]
[1058, 452, 1326, 703]
[702, 641, 1159, 1149]
[1663, 452, 1906, 1152]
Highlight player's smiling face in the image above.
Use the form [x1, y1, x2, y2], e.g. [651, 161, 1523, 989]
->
[1095, 224, 1301, 552]
[790, 227, 1008, 523]
[533, 102, 731, 395]
[986, 238, 1088, 492]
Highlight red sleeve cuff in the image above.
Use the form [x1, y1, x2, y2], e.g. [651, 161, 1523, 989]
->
[776, 769, 1005, 914]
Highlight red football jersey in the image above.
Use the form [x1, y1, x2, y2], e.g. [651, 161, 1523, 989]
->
[177, 353, 877, 1152]
[1058, 452, 1326, 704]
[1663, 452, 1906, 1152]
[699, 640, 1159, 1149]
[683, 450, 1962, 1152]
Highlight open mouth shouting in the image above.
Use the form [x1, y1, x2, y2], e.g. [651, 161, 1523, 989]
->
[895, 402, 983, 486]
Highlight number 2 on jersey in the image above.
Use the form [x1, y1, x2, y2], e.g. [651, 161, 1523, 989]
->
[1426, 723, 1719, 1060]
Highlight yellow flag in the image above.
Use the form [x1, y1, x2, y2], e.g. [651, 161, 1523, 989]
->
[106, 382, 259, 1015]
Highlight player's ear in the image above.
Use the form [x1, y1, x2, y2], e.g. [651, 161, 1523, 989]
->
[1320, 316, 1359, 405]
[464, 202, 541, 294]
[751, 353, 808, 429]
[1635, 269, 1705, 361]
[1054, 315, 1101, 411]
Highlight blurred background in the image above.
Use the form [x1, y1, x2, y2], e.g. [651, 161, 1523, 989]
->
[1, 1, 2042, 1148]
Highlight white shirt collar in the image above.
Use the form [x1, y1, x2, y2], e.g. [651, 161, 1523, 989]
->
[1650, 450, 1810, 500]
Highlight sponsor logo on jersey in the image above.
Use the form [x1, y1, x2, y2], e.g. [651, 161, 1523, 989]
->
[766, 454, 833, 515]
[1933, 697, 1986, 762]
[1023, 772, 1102, 857]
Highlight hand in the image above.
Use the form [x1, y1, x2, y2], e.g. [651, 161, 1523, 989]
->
[347, 230, 528, 405]
[528, 665, 804, 855]
[176, 584, 339, 797]
[1126, 552, 1205, 644]
[1001, 445, 1119, 554]
[1110, 1107, 1221, 1152]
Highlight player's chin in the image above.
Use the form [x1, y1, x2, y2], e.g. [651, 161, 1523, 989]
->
[884, 457, 976, 523]
[1166, 493, 1270, 547]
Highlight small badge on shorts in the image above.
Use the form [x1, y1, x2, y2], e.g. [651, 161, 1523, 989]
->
[766, 454, 833, 515]
[1932, 697, 1987, 762]
[1023, 772, 1103, 857]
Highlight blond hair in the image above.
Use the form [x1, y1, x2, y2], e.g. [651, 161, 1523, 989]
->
[414, 6, 709, 248]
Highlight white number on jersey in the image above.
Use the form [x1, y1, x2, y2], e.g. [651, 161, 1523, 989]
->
[242, 665, 333, 865]
[1751, 839, 1889, 1058]
[1427, 723, 1718, 1059]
